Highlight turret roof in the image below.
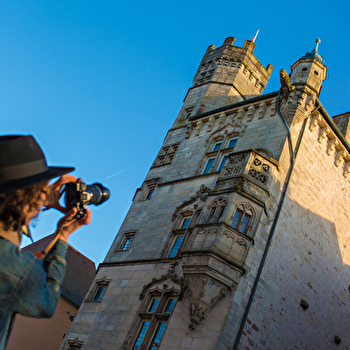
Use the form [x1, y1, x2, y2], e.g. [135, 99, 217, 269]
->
[302, 38, 324, 64]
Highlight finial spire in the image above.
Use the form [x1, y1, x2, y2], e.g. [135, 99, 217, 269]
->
[313, 38, 321, 53]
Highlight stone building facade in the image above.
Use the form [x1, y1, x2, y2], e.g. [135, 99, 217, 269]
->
[60, 37, 350, 349]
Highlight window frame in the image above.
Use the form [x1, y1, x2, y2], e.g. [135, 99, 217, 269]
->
[202, 134, 239, 174]
[205, 196, 227, 224]
[202, 157, 216, 174]
[230, 206, 253, 234]
[153, 143, 180, 168]
[86, 277, 111, 302]
[132, 292, 178, 350]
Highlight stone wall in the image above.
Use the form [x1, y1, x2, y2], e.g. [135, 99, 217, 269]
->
[238, 116, 350, 349]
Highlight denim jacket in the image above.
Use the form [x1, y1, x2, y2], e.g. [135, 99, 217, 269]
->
[0, 237, 68, 349]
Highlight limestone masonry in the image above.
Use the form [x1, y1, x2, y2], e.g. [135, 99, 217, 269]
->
[60, 36, 350, 350]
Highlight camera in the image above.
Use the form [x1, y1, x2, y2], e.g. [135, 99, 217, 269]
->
[64, 179, 110, 219]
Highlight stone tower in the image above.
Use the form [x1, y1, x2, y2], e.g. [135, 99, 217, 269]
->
[61, 37, 350, 350]
[179, 37, 273, 120]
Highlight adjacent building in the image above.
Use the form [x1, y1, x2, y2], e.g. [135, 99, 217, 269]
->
[61, 36, 350, 349]
[7, 235, 96, 350]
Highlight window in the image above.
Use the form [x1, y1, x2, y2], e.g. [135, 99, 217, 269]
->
[202, 135, 239, 174]
[133, 293, 177, 350]
[180, 216, 192, 229]
[122, 236, 134, 250]
[117, 230, 136, 251]
[206, 197, 227, 223]
[231, 205, 253, 234]
[212, 141, 222, 151]
[146, 188, 155, 200]
[87, 277, 110, 302]
[227, 137, 238, 148]
[153, 143, 179, 167]
[169, 236, 184, 258]
[217, 155, 228, 171]
[185, 107, 193, 118]
[142, 184, 156, 200]
[203, 158, 216, 174]
[167, 215, 192, 258]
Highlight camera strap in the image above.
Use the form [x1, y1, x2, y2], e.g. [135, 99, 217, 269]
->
[33, 218, 76, 260]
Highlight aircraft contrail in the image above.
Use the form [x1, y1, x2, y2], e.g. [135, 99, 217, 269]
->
[106, 169, 128, 179]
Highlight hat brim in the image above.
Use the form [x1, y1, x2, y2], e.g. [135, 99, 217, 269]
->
[0, 166, 75, 194]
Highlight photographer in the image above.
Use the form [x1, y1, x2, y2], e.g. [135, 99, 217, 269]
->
[0, 135, 91, 349]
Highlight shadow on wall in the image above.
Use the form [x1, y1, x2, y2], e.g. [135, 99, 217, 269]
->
[239, 195, 350, 349]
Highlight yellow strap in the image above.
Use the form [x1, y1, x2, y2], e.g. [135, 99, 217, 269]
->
[33, 218, 76, 260]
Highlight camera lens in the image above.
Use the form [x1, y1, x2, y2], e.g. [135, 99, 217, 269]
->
[85, 183, 110, 206]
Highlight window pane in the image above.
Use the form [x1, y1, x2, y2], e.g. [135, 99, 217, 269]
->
[93, 286, 107, 301]
[122, 236, 133, 250]
[149, 322, 167, 350]
[164, 299, 177, 313]
[218, 155, 228, 171]
[212, 142, 222, 151]
[146, 188, 154, 199]
[169, 236, 184, 258]
[228, 138, 237, 148]
[231, 210, 242, 229]
[148, 297, 160, 312]
[203, 158, 215, 174]
[181, 217, 191, 229]
[239, 214, 250, 233]
[134, 322, 150, 350]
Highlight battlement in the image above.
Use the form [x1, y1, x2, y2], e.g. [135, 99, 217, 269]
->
[181, 37, 273, 118]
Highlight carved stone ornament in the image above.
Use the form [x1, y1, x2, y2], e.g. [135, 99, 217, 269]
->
[185, 124, 193, 139]
[279, 69, 317, 126]
[67, 337, 84, 347]
[204, 115, 246, 147]
[197, 227, 217, 236]
[171, 185, 209, 221]
[139, 262, 188, 301]
[186, 275, 229, 330]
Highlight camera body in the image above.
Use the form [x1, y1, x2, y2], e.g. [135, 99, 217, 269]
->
[64, 179, 110, 219]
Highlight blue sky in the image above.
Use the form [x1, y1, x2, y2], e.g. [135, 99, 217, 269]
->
[1, 0, 349, 264]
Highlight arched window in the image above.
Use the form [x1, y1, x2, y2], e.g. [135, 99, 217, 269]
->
[231, 204, 254, 234]
[206, 197, 227, 223]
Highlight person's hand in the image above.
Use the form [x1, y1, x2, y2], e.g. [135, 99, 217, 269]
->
[57, 207, 92, 243]
[43, 175, 77, 213]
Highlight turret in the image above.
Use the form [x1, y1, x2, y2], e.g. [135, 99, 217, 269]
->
[290, 38, 327, 96]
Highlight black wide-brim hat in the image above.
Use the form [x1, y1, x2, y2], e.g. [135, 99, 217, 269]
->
[0, 135, 74, 194]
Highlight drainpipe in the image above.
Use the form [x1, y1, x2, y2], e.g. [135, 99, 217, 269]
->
[232, 92, 319, 349]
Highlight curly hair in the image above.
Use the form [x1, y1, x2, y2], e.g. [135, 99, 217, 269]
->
[0, 183, 47, 232]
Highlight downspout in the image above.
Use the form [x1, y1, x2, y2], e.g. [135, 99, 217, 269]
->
[233, 92, 319, 349]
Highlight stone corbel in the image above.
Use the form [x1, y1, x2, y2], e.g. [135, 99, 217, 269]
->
[185, 124, 193, 139]
[258, 102, 267, 119]
[186, 276, 229, 330]
[236, 107, 245, 121]
[309, 113, 322, 132]
[246, 105, 256, 122]
[344, 162, 350, 178]
[195, 120, 203, 136]
[318, 127, 330, 143]
[270, 99, 277, 117]
[207, 116, 215, 132]
[327, 138, 338, 155]
[218, 112, 226, 127]
[335, 150, 347, 167]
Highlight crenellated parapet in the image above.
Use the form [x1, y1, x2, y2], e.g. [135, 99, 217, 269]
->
[309, 112, 350, 178]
